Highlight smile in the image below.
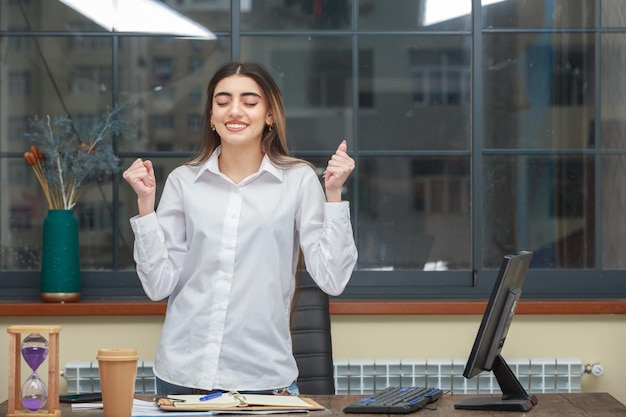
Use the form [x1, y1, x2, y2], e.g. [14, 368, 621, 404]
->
[226, 123, 247, 130]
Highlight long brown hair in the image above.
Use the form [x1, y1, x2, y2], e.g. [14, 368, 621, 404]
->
[188, 61, 308, 168]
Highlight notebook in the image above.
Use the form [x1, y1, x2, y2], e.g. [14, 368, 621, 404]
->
[156, 392, 325, 412]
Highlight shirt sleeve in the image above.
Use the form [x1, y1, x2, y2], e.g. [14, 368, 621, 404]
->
[296, 168, 358, 296]
[129, 172, 188, 301]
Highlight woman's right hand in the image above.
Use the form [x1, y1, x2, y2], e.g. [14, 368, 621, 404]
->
[122, 158, 156, 216]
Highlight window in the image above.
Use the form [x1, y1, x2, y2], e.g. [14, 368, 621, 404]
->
[70, 67, 112, 94]
[7, 33, 30, 51]
[8, 117, 29, 141]
[8, 71, 30, 96]
[67, 22, 111, 50]
[9, 205, 32, 231]
[188, 57, 204, 73]
[153, 85, 175, 100]
[153, 58, 174, 81]
[188, 114, 201, 132]
[151, 115, 175, 130]
[188, 86, 203, 103]
[1, 0, 624, 302]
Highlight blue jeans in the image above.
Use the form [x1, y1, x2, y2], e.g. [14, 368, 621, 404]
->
[156, 376, 300, 396]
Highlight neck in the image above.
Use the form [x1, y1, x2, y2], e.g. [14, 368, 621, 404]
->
[218, 143, 264, 184]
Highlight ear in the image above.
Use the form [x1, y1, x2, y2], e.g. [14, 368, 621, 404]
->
[266, 113, 273, 125]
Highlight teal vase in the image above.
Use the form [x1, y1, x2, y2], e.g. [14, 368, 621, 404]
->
[40, 209, 81, 302]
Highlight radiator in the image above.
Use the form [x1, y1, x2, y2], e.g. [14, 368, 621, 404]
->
[62, 357, 583, 395]
[333, 358, 583, 395]
[62, 361, 157, 395]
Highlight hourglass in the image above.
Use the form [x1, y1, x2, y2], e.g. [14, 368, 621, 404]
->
[7, 325, 61, 417]
[21, 333, 49, 411]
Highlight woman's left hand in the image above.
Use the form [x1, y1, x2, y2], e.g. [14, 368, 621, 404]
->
[324, 140, 355, 202]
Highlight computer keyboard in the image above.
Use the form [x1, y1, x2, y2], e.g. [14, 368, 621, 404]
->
[343, 386, 443, 414]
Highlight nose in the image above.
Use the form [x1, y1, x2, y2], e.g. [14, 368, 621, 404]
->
[228, 99, 243, 117]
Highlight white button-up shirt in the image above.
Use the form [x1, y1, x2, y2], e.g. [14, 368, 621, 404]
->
[130, 148, 358, 391]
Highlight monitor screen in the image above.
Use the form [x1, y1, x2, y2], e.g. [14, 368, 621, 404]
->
[454, 250, 538, 412]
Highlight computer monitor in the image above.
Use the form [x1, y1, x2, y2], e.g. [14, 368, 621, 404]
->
[454, 250, 538, 412]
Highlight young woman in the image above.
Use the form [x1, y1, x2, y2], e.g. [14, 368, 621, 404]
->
[123, 61, 357, 395]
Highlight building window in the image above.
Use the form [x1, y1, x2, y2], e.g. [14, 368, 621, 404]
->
[151, 115, 175, 129]
[153, 58, 174, 81]
[8, 117, 29, 142]
[188, 86, 203, 103]
[8, 71, 31, 96]
[188, 114, 202, 132]
[188, 57, 204, 73]
[70, 67, 112, 94]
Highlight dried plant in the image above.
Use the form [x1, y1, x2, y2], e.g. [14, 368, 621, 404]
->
[23, 103, 135, 210]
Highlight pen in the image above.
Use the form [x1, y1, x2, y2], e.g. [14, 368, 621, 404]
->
[199, 392, 223, 402]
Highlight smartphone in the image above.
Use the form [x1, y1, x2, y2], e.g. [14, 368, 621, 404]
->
[59, 393, 103, 403]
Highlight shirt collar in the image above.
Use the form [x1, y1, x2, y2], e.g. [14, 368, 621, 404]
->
[194, 146, 284, 182]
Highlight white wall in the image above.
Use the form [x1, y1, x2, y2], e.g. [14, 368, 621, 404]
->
[1, 315, 625, 404]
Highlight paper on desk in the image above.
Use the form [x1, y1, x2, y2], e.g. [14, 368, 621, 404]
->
[130, 399, 312, 416]
[71, 402, 103, 410]
[132, 399, 214, 416]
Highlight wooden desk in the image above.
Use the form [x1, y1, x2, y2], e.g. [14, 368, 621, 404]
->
[1, 393, 625, 416]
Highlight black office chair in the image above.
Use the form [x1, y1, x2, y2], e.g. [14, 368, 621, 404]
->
[290, 274, 335, 395]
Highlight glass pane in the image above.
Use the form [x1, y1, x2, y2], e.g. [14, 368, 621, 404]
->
[245, 0, 352, 30]
[1, 157, 45, 270]
[601, 155, 626, 269]
[483, 0, 595, 29]
[1, 159, 119, 270]
[600, 33, 626, 149]
[0, 36, 115, 153]
[358, 156, 471, 271]
[73, 184, 116, 269]
[117, 37, 227, 153]
[359, 35, 471, 151]
[242, 36, 354, 152]
[0, 0, 108, 32]
[162, 0, 231, 32]
[0, 0, 226, 34]
[483, 33, 595, 149]
[484, 155, 595, 269]
[358, 0, 470, 31]
[601, 0, 626, 27]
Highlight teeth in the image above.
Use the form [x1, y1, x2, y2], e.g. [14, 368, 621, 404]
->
[227, 123, 246, 129]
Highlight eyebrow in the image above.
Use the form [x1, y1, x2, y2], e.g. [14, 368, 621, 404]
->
[214, 91, 262, 99]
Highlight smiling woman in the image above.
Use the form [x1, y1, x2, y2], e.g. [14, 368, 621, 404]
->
[120, 61, 357, 395]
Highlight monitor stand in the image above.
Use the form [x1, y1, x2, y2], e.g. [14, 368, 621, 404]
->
[454, 354, 539, 412]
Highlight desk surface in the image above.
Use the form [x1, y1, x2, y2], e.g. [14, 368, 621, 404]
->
[1, 393, 625, 416]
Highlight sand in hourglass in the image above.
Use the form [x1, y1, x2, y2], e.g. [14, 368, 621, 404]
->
[21, 333, 49, 411]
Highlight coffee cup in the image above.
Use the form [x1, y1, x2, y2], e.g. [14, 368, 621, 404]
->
[97, 348, 139, 417]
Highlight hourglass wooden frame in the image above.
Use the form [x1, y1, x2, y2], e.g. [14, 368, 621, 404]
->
[7, 325, 61, 417]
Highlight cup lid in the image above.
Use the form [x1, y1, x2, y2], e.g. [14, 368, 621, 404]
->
[97, 348, 139, 361]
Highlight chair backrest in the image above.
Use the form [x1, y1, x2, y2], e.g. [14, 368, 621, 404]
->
[290, 275, 335, 395]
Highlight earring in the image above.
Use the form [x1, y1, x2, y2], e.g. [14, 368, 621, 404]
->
[210, 122, 216, 131]
[266, 123, 273, 131]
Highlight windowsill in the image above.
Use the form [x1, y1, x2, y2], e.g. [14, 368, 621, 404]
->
[1, 299, 626, 316]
